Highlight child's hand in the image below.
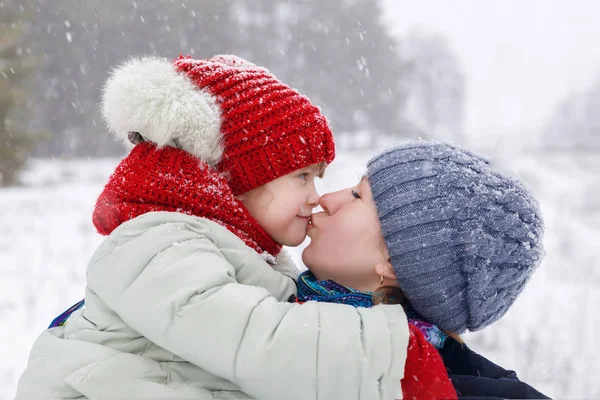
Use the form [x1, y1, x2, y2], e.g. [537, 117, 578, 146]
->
[401, 324, 458, 400]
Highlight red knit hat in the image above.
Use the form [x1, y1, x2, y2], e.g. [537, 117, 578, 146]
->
[94, 54, 335, 257]
[101, 54, 335, 194]
[93, 142, 282, 256]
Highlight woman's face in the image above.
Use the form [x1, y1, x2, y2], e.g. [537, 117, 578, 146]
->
[302, 177, 390, 292]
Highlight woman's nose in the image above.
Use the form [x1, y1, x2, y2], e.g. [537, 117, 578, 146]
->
[319, 194, 331, 214]
[319, 190, 344, 215]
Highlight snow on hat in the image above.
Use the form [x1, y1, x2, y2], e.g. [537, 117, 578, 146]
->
[101, 54, 335, 195]
[367, 141, 545, 333]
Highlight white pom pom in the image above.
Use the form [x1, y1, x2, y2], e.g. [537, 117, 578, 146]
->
[101, 56, 223, 166]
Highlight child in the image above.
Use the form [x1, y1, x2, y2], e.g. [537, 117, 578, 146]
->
[299, 141, 550, 399]
[15, 55, 411, 400]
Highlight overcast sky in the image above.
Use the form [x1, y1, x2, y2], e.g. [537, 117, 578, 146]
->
[382, 0, 600, 147]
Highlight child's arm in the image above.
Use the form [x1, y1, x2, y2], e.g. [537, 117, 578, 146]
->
[272, 248, 301, 284]
[87, 219, 409, 400]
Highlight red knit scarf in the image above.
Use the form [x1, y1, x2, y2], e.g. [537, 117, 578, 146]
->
[92, 142, 282, 258]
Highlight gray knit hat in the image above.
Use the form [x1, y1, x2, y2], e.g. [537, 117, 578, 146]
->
[367, 141, 544, 333]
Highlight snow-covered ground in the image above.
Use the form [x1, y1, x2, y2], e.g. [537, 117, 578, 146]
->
[1, 151, 598, 399]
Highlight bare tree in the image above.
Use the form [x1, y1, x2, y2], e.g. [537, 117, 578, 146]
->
[399, 29, 466, 145]
[21, 0, 465, 156]
[0, 0, 38, 186]
[542, 73, 600, 150]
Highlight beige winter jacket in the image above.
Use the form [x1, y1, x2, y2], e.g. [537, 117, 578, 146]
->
[15, 212, 409, 400]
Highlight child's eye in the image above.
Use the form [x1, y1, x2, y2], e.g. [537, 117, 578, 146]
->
[299, 172, 309, 181]
[351, 190, 361, 199]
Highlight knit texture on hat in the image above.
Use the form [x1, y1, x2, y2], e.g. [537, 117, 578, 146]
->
[367, 141, 545, 333]
[93, 142, 281, 257]
[102, 54, 335, 195]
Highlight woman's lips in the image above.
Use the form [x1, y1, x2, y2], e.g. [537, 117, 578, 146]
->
[306, 223, 314, 235]
[304, 216, 313, 234]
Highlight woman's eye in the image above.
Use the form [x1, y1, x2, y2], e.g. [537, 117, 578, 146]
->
[351, 190, 361, 199]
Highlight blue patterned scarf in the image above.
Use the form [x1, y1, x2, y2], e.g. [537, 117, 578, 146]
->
[294, 271, 448, 349]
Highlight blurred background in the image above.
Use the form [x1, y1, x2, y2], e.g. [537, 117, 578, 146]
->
[1, 0, 598, 398]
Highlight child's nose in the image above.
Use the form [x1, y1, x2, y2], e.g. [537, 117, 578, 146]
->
[307, 188, 320, 208]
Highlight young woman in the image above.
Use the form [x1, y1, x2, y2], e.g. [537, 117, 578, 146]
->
[300, 141, 550, 399]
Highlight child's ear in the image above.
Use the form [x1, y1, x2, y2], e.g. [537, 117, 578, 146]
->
[236, 194, 246, 202]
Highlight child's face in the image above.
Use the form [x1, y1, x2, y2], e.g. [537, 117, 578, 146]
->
[238, 164, 323, 247]
[302, 177, 390, 292]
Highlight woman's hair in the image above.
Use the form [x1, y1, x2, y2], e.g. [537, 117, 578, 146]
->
[372, 285, 410, 307]
[373, 285, 463, 343]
